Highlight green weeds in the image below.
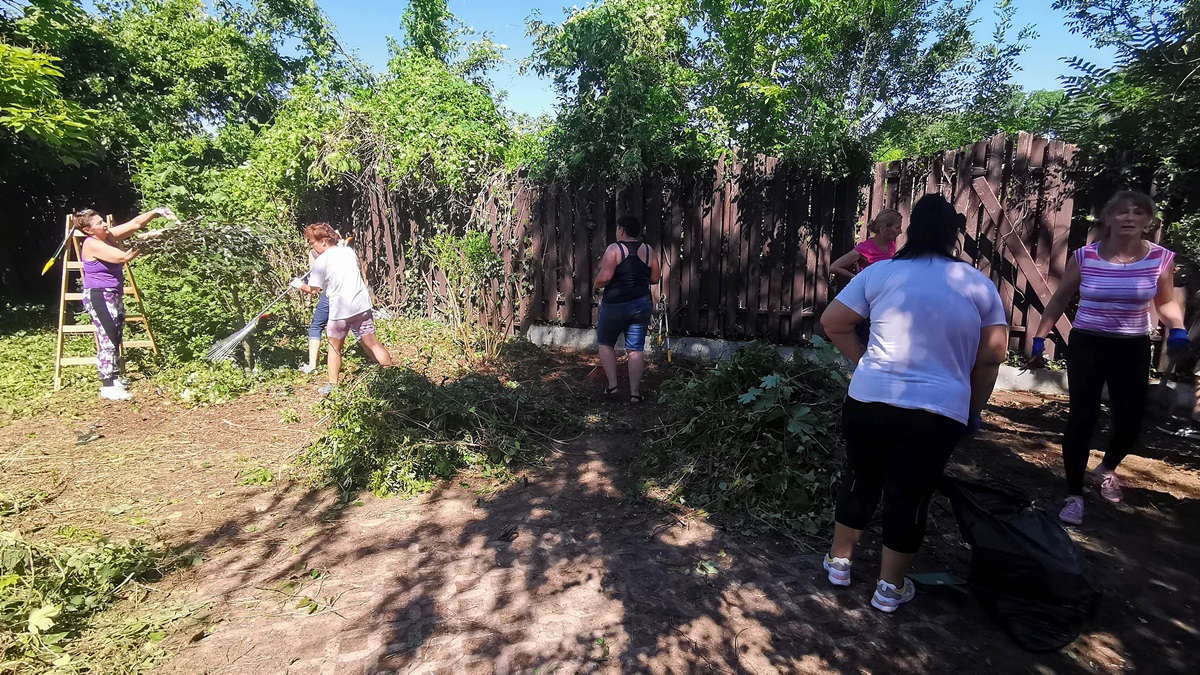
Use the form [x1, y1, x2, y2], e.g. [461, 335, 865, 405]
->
[635, 341, 849, 535]
[0, 530, 168, 670]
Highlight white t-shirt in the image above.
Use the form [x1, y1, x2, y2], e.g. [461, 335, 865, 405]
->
[309, 246, 373, 321]
[835, 255, 1008, 424]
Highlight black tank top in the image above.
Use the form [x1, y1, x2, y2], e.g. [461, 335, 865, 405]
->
[603, 241, 652, 304]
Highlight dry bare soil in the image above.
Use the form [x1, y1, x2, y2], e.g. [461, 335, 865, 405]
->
[3, 351, 1198, 674]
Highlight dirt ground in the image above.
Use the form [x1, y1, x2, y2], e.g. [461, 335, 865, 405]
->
[3, 351, 1199, 674]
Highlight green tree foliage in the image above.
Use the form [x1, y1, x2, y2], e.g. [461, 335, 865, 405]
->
[1053, 0, 1200, 259]
[695, 0, 978, 172]
[0, 43, 93, 159]
[528, 0, 708, 183]
[527, 0, 1030, 181]
[870, 0, 1055, 160]
[400, 0, 455, 63]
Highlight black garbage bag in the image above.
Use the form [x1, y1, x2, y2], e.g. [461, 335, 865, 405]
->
[938, 475, 1102, 653]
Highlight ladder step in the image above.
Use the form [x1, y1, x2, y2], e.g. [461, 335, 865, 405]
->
[125, 315, 148, 323]
[124, 340, 155, 349]
[67, 261, 84, 270]
[59, 357, 97, 366]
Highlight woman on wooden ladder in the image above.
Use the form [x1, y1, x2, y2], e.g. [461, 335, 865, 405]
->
[74, 207, 170, 400]
[593, 215, 661, 403]
[1031, 191, 1190, 525]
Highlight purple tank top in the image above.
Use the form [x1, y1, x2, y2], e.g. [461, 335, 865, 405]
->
[81, 238, 124, 289]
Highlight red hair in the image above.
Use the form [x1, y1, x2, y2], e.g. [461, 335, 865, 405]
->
[304, 222, 339, 244]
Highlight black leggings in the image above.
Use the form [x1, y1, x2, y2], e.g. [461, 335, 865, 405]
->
[1063, 331, 1151, 495]
[835, 398, 965, 554]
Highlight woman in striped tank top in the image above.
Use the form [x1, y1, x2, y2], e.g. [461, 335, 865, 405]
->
[1033, 191, 1190, 526]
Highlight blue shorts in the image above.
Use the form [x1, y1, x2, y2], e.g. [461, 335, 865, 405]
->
[309, 294, 359, 339]
[308, 294, 331, 339]
[596, 295, 653, 351]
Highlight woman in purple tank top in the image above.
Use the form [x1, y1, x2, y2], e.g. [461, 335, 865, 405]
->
[1032, 192, 1189, 526]
[74, 207, 171, 401]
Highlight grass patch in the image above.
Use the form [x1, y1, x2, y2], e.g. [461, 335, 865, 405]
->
[634, 341, 850, 535]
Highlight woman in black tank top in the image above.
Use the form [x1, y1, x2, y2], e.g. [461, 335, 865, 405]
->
[593, 215, 661, 402]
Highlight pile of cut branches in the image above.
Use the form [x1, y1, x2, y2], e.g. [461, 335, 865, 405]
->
[635, 341, 850, 535]
[303, 366, 579, 497]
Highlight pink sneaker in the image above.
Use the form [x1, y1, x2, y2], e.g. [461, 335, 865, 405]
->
[1095, 467, 1123, 503]
[1059, 496, 1084, 526]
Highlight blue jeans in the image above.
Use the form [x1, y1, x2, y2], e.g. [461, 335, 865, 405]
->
[596, 295, 652, 351]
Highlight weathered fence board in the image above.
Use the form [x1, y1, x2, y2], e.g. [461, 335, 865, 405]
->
[859, 132, 1079, 354]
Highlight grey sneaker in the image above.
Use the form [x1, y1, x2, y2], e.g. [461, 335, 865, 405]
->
[299, 363, 316, 374]
[823, 554, 852, 587]
[318, 383, 336, 396]
[870, 578, 916, 613]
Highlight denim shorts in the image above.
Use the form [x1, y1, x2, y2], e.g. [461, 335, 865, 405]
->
[596, 295, 653, 351]
[308, 294, 331, 339]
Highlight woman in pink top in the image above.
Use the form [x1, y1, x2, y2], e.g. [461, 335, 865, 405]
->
[830, 208, 903, 280]
[1034, 191, 1189, 525]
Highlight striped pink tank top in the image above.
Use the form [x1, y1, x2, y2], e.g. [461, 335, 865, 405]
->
[1073, 242, 1174, 336]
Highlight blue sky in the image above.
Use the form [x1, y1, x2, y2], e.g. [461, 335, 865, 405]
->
[317, 1, 1115, 118]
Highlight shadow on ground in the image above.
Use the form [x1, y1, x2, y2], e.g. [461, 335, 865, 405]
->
[150, 374, 1199, 674]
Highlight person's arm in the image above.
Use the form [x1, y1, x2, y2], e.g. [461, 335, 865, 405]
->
[830, 249, 864, 280]
[593, 245, 619, 293]
[109, 208, 171, 240]
[1030, 256, 1081, 356]
[820, 300, 867, 365]
[1154, 264, 1185, 331]
[647, 245, 662, 306]
[82, 237, 139, 264]
[970, 324, 1010, 418]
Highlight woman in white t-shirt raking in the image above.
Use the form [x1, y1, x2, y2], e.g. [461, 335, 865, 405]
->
[293, 222, 393, 395]
[818, 194, 1010, 614]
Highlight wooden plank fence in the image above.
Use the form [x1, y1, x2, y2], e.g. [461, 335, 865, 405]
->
[311, 132, 1079, 351]
[861, 132, 1078, 356]
[314, 162, 860, 344]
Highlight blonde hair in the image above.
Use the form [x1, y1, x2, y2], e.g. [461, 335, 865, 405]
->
[866, 208, 902, 236]
[1099, 190, 1155, 223]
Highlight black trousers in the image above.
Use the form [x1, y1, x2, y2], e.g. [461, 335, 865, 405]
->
[835, 397, 965, 554]
[1063, 331, 1151, 495]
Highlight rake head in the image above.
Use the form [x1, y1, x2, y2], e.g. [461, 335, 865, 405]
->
[205, 316, 262, 362]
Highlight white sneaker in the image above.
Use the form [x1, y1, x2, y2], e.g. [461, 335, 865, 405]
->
[823, 554, 852, 586]
[99, 385, 132, 401]
[871, 578, 916, 613]
[299, 363, 316, 374]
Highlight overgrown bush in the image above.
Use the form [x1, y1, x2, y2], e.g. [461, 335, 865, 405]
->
[0, 530, 165, 669]
[634, 341, 849, 534]
[303, 367, 568, 497]
[422, 231, 522, 362]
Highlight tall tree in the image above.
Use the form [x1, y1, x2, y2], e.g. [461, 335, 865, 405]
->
[528, 0, 704, 183]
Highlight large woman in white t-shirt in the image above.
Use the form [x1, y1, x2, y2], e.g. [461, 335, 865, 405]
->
[819, 194, 1010, 614]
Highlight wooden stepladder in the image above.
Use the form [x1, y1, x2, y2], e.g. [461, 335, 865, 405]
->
[53, 214, 159, 390]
